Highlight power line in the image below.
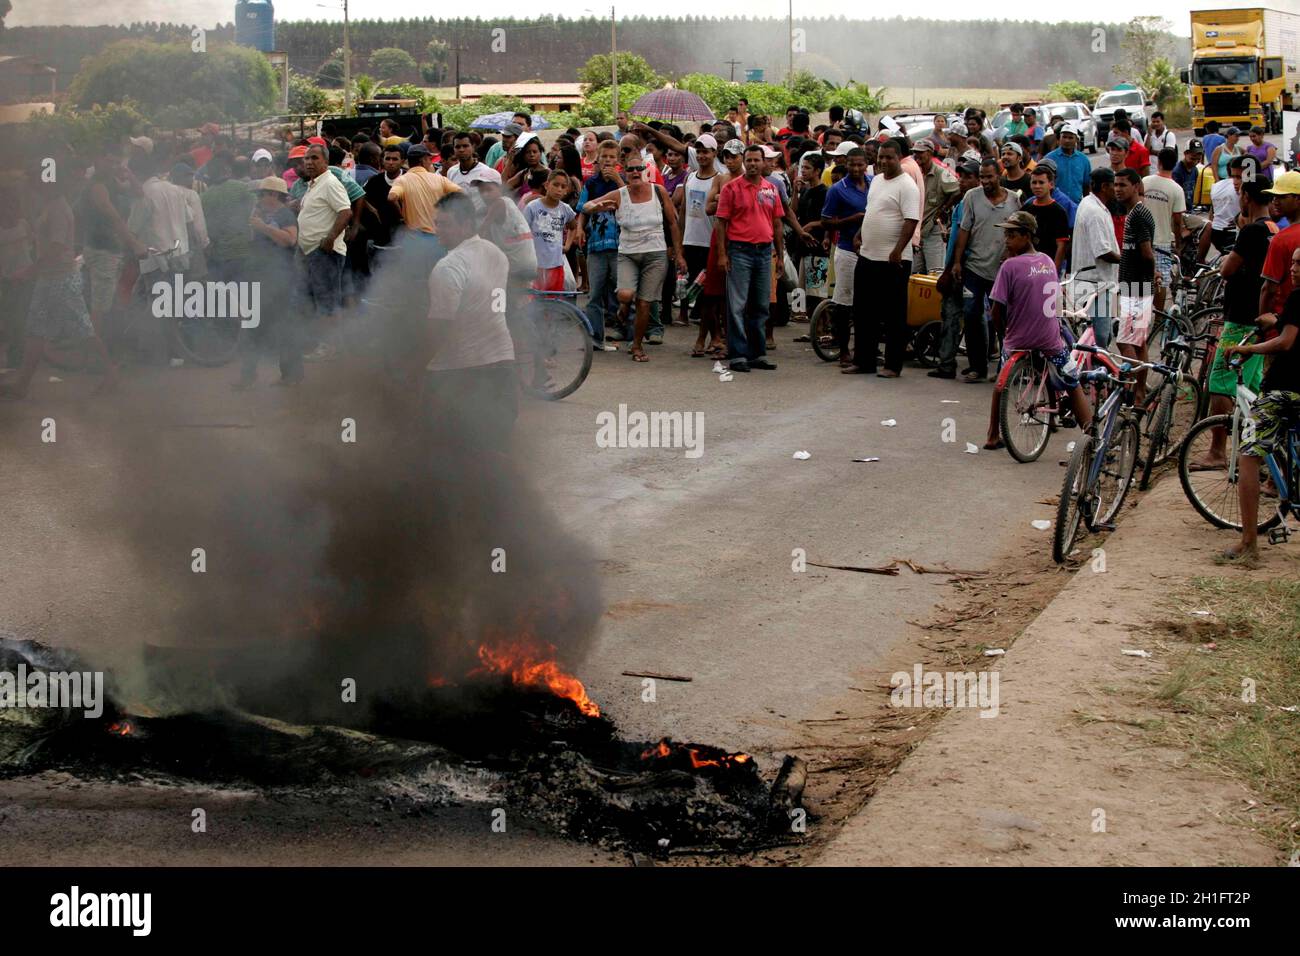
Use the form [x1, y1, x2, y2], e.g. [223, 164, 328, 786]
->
[724, 58, 741, 82]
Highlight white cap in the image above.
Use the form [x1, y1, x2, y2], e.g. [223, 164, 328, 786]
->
[1060, 121, 1081, 137]
[129, 135, 154, 153]
[251, 148, 274, 164]
[760, 144, 780, 158]
[832, 140, 856, 156]
[695, 133, 718, 150]
[463, 165, 503, 186]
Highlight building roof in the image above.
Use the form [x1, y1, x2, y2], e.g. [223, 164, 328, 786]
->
[0, 103, 55, 125]
[0, 55, 57, 74]
[458, 83, 585, 101]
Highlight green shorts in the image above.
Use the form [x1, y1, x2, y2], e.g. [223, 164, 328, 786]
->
[1208, 322, 1264, 397]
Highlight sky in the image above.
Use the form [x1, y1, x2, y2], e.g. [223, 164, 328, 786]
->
[12, 1, 1291, 34]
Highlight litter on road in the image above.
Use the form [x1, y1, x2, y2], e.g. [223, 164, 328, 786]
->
[965, 443, 979, 454]
[1121, 649, 1153, 658]
[792, 450, 811, 460]
[1031, 519, 1051, 530]
[881, 419, 898, 427]
[852, 457, 881, 463]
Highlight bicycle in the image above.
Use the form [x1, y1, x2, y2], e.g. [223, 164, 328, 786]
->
[509, 288, 593, 401]
[994, 277, 1122, 463]
[1179, 338, 1298, 538]
[1052, 354, 1142, 563]
[809, 296, 852, 363]
[1136, 331, 1214, 490]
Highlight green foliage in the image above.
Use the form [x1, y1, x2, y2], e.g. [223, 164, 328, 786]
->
[577, 83, 652, 126]
[288, 71, 331, 114]
[438, 93, 530, 131]
[316, 55, 344, 88]
[1140, 57, 1186, 109]
[374, 83, 435, 113]
[368, 46, 416, 82]
[1047, 81, 1102, 106]
[420, 62, 446, 85]
[23, 101, 146, 157]
[67, 40, 277, 127]
[352, 74, 377, 103]
[578, 52, 660, 94]
[824, 83, 889, 114]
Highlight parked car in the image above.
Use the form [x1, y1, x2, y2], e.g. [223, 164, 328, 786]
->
[1035, 101, 1099, 153]
[1092, 88, 1151, 140]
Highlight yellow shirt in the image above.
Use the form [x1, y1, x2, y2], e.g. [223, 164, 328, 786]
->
[387, 167, 462, 234]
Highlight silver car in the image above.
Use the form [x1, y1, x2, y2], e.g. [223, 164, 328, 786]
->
[1003, 102, 1098, 153]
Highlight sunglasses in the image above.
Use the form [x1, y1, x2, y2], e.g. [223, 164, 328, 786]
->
[624, 165, 646, 173]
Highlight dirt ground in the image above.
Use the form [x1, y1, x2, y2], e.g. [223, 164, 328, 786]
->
[810, 477, 1291, 867]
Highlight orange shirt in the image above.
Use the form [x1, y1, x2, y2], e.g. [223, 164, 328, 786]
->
[387, 167, 462, 234]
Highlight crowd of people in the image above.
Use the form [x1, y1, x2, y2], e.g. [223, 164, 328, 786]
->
[2, 104, 1298, 550]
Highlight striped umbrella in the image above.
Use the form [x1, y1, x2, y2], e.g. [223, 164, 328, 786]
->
[630, 89, 715, 123]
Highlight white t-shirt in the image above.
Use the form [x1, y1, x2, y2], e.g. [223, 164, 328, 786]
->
[446, 161, 491, 186]
[1144, 128, 1178, 163]
[1210, 177, 1241, 231]
[858, 172, 921, 261]
[1072, 193, 1120, 287]
[425, 235, 515, 372]
[1141, 174, 1187, 248]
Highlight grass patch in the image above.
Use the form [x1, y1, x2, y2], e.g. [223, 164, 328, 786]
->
[1152, 576, 1300, 856]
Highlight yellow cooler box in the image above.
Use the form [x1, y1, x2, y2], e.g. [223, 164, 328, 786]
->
[907, 272, 943, 328]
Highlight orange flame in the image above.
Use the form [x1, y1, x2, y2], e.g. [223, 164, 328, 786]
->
[640, 737, 752, 769]
[473, 639, 600, 718]
[107, 720, 134, 736]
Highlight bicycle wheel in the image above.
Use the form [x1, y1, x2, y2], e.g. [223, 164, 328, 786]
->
[810, 298, 850, 363]
[910, 320, 941, 368]
[516, 299, 593, 401]
[1053, 437, 1093, 563]
[1095, 417, 1139, 525]
[998, 354, 1052, 463]
[1139, 375, 1204, 490]
[1178, 414, 1283, 532]
[171, 315, 242, 367]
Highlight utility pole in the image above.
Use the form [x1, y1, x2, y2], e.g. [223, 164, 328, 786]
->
[610, 6, 618, 121]
[788, 0, 793, 90]
[725, 58, 742, 82]
[342, 0, 351, 115]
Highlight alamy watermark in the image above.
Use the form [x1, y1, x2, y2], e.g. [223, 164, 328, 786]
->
[0, 664, 104, 718]
[595, 404, 704, 459]
[890, 664, 1000, 718]
[151, 274, 260, 328]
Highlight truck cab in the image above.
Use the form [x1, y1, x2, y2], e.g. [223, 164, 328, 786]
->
[1183, 8, 1297, 136]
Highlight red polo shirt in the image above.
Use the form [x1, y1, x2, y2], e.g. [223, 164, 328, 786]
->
[716, 175, 782, 245]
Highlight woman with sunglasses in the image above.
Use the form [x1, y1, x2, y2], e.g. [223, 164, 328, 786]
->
[581, 159, 686, 362]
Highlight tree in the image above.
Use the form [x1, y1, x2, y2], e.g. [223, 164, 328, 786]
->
[68, 40, 278, 126]
[1047, 81, 1103, 106]
[578, 52, 660, 94]
[1114, 16, 1173, 86]
[288, 72, 331, 114]
[1139, 57, 1185, 108]
[368, 46, 416, 83]
[316, 54, 345, 88]
[424, 38, 449, 81]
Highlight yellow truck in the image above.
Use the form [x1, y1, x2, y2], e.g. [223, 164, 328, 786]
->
[1183, 7, 1299, 135]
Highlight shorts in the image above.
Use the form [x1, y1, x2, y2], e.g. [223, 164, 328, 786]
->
[82, 246, 124, 313]
[832, 247, 857, 307]
[1003, 344, 1080, 390]
[1241, 390, 1300, 459]
[1208, 322, 1265, 397]
[1117, 294, 1153, 348]
[26, 272, 94, 342]
[1153, 246, 1175, 286]
[617, 250, 667, 302]
[534, 265, 565, 292]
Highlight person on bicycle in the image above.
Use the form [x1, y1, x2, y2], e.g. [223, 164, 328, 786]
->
[1218, 246, 1300, 564]
[982, 211, 1093, 450]
[1191, 179, 1275, 470]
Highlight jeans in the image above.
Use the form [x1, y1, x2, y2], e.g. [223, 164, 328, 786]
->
[585, 249, 618, 342]
[239, 269, 302, 383]
[961, 271, 995, 378]
[725, 241, 772, 364]
[300, 249, 345, 319]
[853, 257, 910, 373]
[936, 285, 968, 374]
